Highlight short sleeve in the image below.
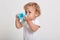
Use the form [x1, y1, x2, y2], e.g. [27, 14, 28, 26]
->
[32, 17, 40, 27]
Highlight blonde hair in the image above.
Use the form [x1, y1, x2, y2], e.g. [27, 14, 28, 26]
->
[24, 2, 41, 16]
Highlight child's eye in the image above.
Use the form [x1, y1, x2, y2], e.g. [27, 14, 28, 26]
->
[29, 11, 31, 13]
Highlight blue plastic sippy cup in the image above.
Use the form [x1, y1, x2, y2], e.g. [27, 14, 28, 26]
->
[17, 12, 26, 22]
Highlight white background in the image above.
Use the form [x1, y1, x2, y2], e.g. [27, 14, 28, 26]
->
[0, 0, 60, 40]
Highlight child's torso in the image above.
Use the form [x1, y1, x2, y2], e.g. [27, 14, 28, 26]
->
[23, 21, 40, 40]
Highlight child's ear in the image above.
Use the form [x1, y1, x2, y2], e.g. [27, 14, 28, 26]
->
[35, 12, 39, 17]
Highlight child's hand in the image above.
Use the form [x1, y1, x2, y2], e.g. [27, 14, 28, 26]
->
[15, 14, 23, 29]
[16, 14, 20, 21]
[24, 16, 31, 22]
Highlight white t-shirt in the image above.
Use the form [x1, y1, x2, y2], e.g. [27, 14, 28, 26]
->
[23, 17, 40, 40]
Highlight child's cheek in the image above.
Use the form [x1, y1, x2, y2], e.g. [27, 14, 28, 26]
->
[29, 15, 34, 19]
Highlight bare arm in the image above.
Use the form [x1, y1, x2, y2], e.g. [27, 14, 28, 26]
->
[27, 20, 40, 32]
[24, 16, 40, 32]
[15, 15, 23, 29]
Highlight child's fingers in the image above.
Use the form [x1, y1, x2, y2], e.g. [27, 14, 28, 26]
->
[24, 16, 26, 19]
[16, 14, 19, 19]
[16, 14, 20, 20]
[24, 16, 28, 21]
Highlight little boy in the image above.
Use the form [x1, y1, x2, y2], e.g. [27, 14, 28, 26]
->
[15, 2, 41, 40]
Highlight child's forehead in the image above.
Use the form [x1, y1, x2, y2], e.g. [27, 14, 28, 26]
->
[25, 6, 36, 11]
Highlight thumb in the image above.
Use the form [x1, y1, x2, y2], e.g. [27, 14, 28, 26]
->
[24, 16, 28, 20]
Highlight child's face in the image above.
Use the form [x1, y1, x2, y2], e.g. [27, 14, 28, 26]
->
[25, 6, 37, 20]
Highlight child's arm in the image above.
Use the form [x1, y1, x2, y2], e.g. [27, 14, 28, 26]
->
[24, 16, 40, 32]
[15, 15, 23, 29]
[27, 21, 40, 32]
